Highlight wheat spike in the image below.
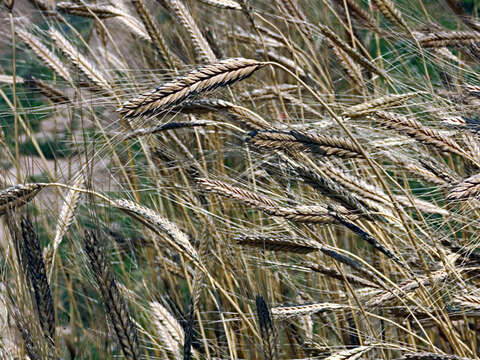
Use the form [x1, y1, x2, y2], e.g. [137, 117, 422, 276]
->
[447, 173, 480, 200]
[112, 199, 201, 265]
[119, 58, 264, 118]
[16, 28, 73, 85]
[371, 111, 467, 157]
[236, 235, 321, 253]
[49, 176, 84, 279]
[304, 262, 378, 288]
[371, 0, 409, 32]
[84, 230, 141, 360]
[27, 78, 70, 104]
[317, 23, 384, 77]
[0, 183, 46, 216]
[271, 303, 348, 319]
[198, 0, 241, 10]
[56, 2, 123, 18]
[19, 216, 56, 346]
[49, 28, 112, 91]
[167, 0, 216, 63]
[150, 301, 184, 358]
[342, 92, 419, 117]
[132, 0, 181, 68]
[325, 345, 374, 360]
[248, 130, 364, 158]
[417, 31, 480, 48]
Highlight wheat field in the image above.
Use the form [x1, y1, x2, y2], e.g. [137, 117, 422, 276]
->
[1, 0, 480, 359]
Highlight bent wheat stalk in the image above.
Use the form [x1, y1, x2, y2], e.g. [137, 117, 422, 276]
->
[119, 58, 265, 118]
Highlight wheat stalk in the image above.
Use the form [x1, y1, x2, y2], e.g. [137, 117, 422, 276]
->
[119, 58, 264, 118]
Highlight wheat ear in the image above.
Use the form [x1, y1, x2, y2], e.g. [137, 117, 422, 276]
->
[447, 173, 480, 200]
[119, 58, 264, 118]
[150, 301, 184, 358]
[0, 183, 46, 216]
[84, 230, 141, 360]
[324, 346, 374, 360]
[49, 28, 111, 91]
[15, 28, 73, 85]
[56, 2, 123, 18]
[112, 199, 201, 266]
[236, 235, 322, 253]
[167, 0, 216, 63]
[248, 130, 364, 158]
[371, 111, 468, 158]
[20, 216, 55, 346]
[256, 295, 277, 360]
[342, 92, 419, 117]
[198, 0, 241, 10]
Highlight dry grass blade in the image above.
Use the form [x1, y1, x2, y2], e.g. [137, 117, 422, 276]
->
[325, 345, 374, 360]
[119, 58, 264, 118]
[112, 199, 201, 265]
[342, 92, 419, 117]
[49, 28, 111, 91]
[447, 173, 480, 200]
[84, 230, 140, 359]
[236, 235, 321, 253]
[20, 216, 55, 346]
[15, 28, 73, 84]
[271, 303, 348, 319]
[371, 111, 468, 157]
[167, 0, 216, 63]
[0, 183, 46, 216]
[248, 130, 364, 158]
[198, 0, 241, 10]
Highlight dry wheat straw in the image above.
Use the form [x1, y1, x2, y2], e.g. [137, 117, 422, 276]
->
[271, 303, 348, 319]
[248, 130, 364, 158]
[49, 29, 111, 91]
[119, 58, 264, 118]
[0, 74, 24, 84]
[167, 0, 216, 63]
[342, 92, 419, 117]
[447, 173, 480, 200]
[15, 28, 73, 84]
[0, 183, 46, 216]
[84, 230, 140, 360]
